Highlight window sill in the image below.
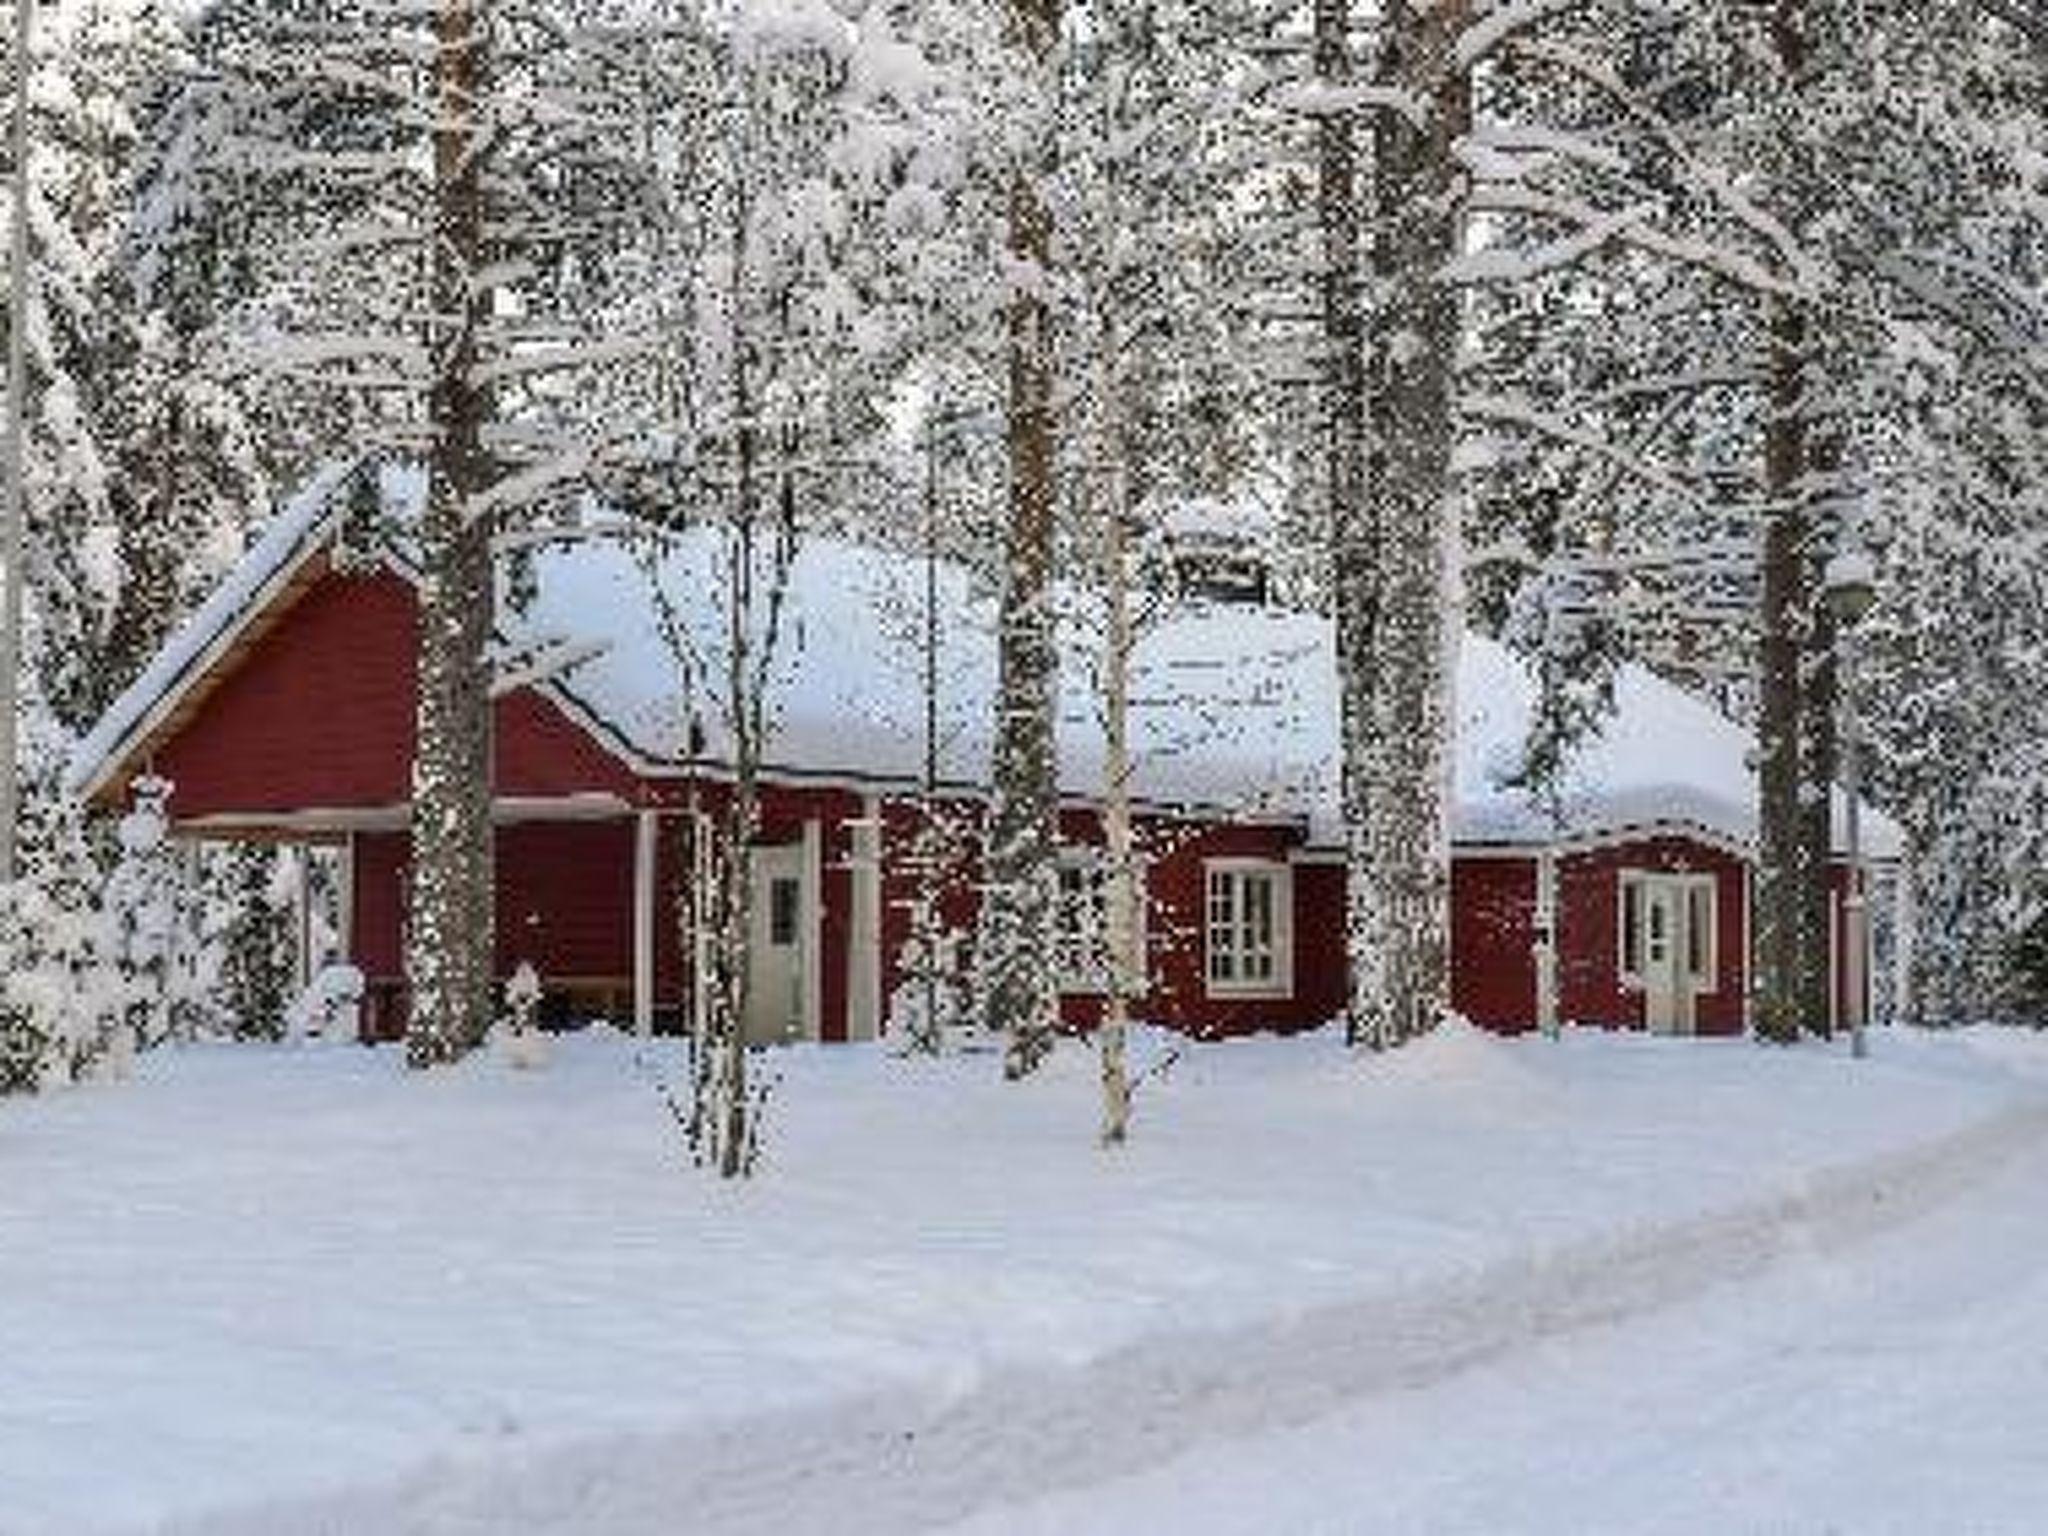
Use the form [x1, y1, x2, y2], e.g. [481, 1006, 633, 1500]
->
[1058, 981, 1155, 999]
[1204, 982, 1292, 1002]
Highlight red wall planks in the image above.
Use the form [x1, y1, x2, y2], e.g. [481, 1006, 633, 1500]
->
[1451, 856, 1538, 1031]
[154, 568, 639, 825]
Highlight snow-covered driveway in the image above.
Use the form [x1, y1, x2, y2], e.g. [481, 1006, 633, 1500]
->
[945, 1112, 2048, 1535]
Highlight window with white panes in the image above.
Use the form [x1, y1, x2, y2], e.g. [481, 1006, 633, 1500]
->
[1685, 879, 1717, 989]
[1205, 861, 1290, 996]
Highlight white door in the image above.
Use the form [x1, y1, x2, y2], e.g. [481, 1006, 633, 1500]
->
[1641, 878, 1685, 1034]
[745, 846, 808, 1044]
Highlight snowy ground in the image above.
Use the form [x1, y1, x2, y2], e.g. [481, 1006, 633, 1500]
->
[940, 1093, 2048, 1536]
[4, 1023, 2047, 1534]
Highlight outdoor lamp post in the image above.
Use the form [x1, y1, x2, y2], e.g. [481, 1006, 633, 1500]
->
[1826, 547, 1877, 1059]
[3, 0, 31, 885]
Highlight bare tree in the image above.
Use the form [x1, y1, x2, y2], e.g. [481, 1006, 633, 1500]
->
[620, 8, 892, 1175]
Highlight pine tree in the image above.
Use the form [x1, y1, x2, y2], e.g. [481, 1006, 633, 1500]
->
[217, 845, 295, 1040]
[1312, 0, 1379, 1048]
[983, 0, 1064, 1078]
[1351, 2, 1468, 1047]
[404, 0, 496, 1065]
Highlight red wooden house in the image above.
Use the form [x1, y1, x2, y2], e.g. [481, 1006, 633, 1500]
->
[71, 464, 1897, 1042]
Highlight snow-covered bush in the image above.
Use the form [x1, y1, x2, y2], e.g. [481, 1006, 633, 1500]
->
[217, 846, 298, 1040]
[102, 776, 212, 1054]
[888, 928, 975, 1054]
[0, 830, 123, 1091]
[2009, 912, 2048, 1027]
[286, 963, 365, 1044]
[0, 764, 249, 1097]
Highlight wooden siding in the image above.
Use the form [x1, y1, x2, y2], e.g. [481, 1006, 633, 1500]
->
[1451, 856, 1539, 1031]
[151, 567, 640, 825]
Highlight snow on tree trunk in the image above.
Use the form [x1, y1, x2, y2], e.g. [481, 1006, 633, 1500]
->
[985, 0, 1063, 1080]
[704, 751, 762, 1180]
[1755, 293, 1809, 1045]
[1761, 0, 1856, 1045]
[1096, 319, 1133, 1148]
[1754, 0, 1817, 1046]
[675, 417, 805, 1176]
[0, 0, 27, 884]
[1799, 468, 1839, 1039]
[1360, 0, 1468, 1049]
[898, 413, 972, 1057]
[696, 409, 785, 1179]
[406, 0, 495, 1068]
[1317, 0, 1383, 1051]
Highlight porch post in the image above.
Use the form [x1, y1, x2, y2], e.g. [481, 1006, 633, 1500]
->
[802, 817, 823, 1040]
[337, 832, 357, 964]
[294, 843, 316, 993]
[1742, 865, 1755, 1032]
[847, 796, 883, 1040]
[633, 809, 657, 1036]
[1533, 847, 1558, 1036]
[866, 797, 884, 1038]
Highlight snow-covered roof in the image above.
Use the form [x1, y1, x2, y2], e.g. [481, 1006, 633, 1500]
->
[1154, 489, 1277, 544]
[504, 527, 1899, 856]
[1452, 641, 1898, 858]
[70, 464, 1904, 860]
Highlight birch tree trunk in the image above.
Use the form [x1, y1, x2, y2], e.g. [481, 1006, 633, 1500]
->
[711, 568, 761, 1177]
[986, 0, 1063, 1079]
[406, 0, 496, 1067]
[1362, 0, 1468, 1048]
[705, 460, 764, 1179]
[688, 181, 798, 1179]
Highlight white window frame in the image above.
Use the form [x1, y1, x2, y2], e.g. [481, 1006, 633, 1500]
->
[1684, 876, 1719, 995]
[1619, 871, 1645, 987]
[1204, 858, 1293, 999]
[1618, 870, 1717, 993]
[1056, 848, 1146, 996]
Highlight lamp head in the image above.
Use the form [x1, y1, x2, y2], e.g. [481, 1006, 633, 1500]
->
[1825, 549, 1877, 624]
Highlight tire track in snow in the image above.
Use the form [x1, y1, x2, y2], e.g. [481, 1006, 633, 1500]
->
[160, 1094, 2048, 1536]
